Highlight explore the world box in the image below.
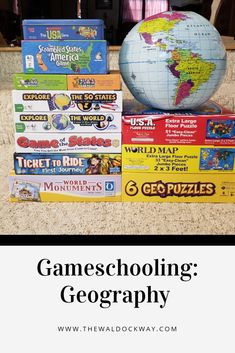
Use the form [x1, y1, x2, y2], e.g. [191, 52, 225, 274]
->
[13, 73, 67, 90]
[122, 173, 235, 203]
[8, 172, 121, 202]
[122, 100, 235, 146]
[122, 144, 235, 173]
[15, 132, 122, 154]
[22, 19, 104, 40]
[67, 71, 121, 90]
[12, 90, 123, 113]
[14, 112, 122, 133]
[14, 153, 122, 175]
[21, 40, 108, 74]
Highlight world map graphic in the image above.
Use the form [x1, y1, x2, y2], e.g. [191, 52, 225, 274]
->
[119, 11, 227, 110]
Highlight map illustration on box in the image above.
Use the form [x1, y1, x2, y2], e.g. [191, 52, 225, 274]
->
[22, 40, 108, 74]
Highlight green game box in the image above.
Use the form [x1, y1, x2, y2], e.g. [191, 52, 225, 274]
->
[13, 73, 67, 90]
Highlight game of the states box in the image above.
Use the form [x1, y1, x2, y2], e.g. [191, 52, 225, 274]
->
[122, 144, 235, 173]
[12, 90, 123, 113]
[15, 132, 122, 154]
[122, 173, 235, 203]
[122, 100, 235, 146]
[8, 172, 121, 202]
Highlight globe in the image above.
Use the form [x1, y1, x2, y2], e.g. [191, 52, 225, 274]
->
[52, 114, 69, 130]
[119, 11, 227, 110]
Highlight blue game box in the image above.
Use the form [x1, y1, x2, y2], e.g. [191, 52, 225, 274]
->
[23, 19, 104, 40]
[14, 153, 122, 175]
[22, 40, 108, 74]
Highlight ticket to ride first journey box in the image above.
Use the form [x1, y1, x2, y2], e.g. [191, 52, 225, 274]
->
[122, 100, 235, 146]
[14, 153, 122, 175]
[12, 90, 123, 113]
[22, 19, 104, 40]
[8, 172, 121, 202]
[122, 173, 235, 203]
[21, 40, 108, 74]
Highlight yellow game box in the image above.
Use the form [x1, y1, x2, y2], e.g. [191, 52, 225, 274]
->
[122, 173, 235, 203]
[8, 171, 121, 202]
[67, 71, 122, 91]
[122, 144, 235, 173]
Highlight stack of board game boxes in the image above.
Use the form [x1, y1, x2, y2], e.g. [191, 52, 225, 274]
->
[9, 19, 123, 202]
[121, 100, 235, 203]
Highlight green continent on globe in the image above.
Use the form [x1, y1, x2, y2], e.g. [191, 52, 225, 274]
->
[70, 43, 92, 72]
[167, 49, 215, 105]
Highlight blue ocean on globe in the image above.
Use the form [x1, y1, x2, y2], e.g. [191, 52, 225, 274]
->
[52, 114, 69, 130]
[119, 11, 227, 110]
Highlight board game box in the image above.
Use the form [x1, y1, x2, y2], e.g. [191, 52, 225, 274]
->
[14, 153, 122, 175]
[22, 40, 108, 74]
[14, 112, 122, 133]
[9, 172, 121, 202]
[122, 173, 235, 203]
[13, 73, 67, 90]
[122, 114, 235, 146]
[13, 90, 123, 113]
[122, 144, 235, 173]
[23, 19, 104, 40]
[15, 132, 122, 154]
[67, 71, 121, 90]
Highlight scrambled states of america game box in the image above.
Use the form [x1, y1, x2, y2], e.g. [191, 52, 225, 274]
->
[22, 40, 108, 74]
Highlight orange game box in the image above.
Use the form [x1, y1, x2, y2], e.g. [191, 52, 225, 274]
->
[67, 71, 122, 91]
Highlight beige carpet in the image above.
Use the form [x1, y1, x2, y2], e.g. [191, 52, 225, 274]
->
[0, 84, 235, 235]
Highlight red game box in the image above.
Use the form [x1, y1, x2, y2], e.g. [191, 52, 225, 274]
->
[122, 100, 235, 146]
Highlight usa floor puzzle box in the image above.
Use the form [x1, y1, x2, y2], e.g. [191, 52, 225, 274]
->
[14, 112, 122, 133]
[9, 172, 121, 202]
[21, 40, 108, 74]
[13, 90, 123, 113]
[122, 100, 235, 146]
